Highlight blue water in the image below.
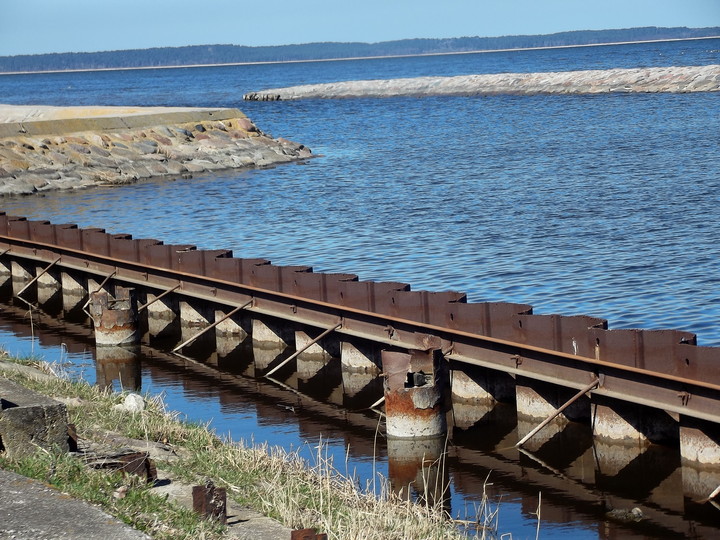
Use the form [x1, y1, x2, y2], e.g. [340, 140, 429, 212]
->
[1, 39, 719, 538]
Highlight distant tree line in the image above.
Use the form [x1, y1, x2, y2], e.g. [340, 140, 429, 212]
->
[1, 26, 718, 73]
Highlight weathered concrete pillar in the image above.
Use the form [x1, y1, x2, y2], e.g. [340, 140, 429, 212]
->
[387, 436, 449, 510]
[341, 339, 381, 373]
[61, 270, 87, 312]
[87, 275, 114, 296]
[253, 343, 289, 372]
[10, 260, 33, 296]
[215, 307, 249, 357]
[95, 345, 141, 392]
[0, 257, 10, 291]
[88, 287, 139, 347]
[451, 364, 515, 429]
[679, 416, 720, 501]
[514, 376, 591, 445]
[0, 255, 10, 277]
[341, 339, 381, 397]
[145, 290, 179, 339]
[295, 328, 340, 363]
[252, 316, 295, 348]
[36, 264, 61, 306]
[179, 299, 213, 342]
[590, 395, 678, 445]
[381, 349, 448, 439]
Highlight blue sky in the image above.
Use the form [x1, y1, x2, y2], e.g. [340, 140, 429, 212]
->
[1, 0, 718, 56]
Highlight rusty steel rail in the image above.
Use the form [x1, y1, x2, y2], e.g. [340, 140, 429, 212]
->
[1, 214, 719, 423]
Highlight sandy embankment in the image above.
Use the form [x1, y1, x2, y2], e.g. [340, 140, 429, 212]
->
[244, 64, 720, 100]
[0, 105, 312, 195]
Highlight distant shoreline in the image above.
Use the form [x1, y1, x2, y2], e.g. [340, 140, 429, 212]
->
[1, 35, 718, 77]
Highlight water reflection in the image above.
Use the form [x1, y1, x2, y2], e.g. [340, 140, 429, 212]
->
[1, 291, 719, 539]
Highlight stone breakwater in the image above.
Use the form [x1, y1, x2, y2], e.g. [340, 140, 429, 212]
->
[0, 106, 311, 196]
[243, 64, 720, 100]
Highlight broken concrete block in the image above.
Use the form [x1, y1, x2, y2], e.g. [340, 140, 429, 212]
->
[0, 378, 70, 458]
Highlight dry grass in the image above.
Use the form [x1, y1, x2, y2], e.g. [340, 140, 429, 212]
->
[0, 355, 507, 539]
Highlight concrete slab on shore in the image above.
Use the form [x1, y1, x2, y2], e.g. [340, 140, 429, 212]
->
[0, 104, 311, 195]
[0, 467, 151, 540]
[244, 64, 720, 100]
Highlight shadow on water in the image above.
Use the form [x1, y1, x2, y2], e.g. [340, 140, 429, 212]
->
[0, 283, 719, 539]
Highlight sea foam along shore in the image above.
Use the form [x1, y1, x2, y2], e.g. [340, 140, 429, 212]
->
[0, 105, 312, 196]
[244, 64, 720, 100]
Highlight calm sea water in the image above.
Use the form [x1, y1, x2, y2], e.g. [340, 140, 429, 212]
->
[1, 39, 719, 538]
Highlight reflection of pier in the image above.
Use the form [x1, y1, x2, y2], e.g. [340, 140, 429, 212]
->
[1, 213, 720, 535]
[1, 299, 719, 537]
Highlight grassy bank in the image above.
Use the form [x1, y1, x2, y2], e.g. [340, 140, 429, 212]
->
[0, 354, 490, 539]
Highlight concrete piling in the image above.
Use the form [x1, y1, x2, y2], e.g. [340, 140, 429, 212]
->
[179, 299, 213, 342]
[591, 395, 679, 445]
[679, 416, 720, 500]
[252, 316, 295, 348]
[10, 260, 33, 296]
[450, 363, 516, 429]
[340, 338, 381, 397]
[88, 287, 139, 347]
[60, 270, 87, 313]
[381, 349, 448, 439]
[144, 289, 179, 339]
[36, 264, 61, 305]
[295, 328, 340, 363]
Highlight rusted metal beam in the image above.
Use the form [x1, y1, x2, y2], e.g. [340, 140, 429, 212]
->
[264, 322, 342, 377]
[515, 377, 599, 448]
[171, 300, 253, 353]
[137, 284, 181, 312]
[14, 256, 61, 298]
[4, 237, 717, 389]
[1, 222, 719, 428]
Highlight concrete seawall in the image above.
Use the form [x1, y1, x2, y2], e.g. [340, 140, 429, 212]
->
[0, 105, 311, 196]
[243, 64, 720, 100]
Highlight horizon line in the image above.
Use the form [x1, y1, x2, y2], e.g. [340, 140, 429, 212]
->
[1, 35, 718, 77]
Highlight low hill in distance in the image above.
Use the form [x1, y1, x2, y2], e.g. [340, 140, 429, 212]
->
[1, 26, 718, 73]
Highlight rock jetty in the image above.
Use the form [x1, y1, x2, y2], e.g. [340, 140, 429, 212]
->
[0, 105, 311, 196]
[244, 64, 720, 100]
